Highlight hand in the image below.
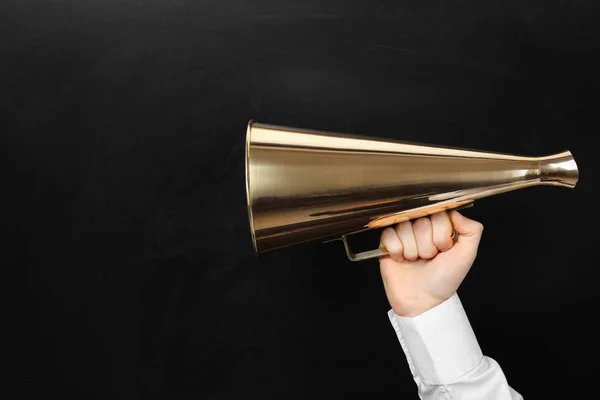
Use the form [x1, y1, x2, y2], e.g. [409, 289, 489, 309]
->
[379, 210, 484, 317]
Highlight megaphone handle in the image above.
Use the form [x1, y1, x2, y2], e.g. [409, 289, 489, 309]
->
[340, 203, 473, 262]
[339, 231, 389, 262]
[341, 229, 460, 262]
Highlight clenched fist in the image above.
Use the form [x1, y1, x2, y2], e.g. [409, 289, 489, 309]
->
[379, 210, 484, 317]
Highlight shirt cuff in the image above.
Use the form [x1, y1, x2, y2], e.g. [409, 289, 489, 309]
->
[388, 293, 483, 385]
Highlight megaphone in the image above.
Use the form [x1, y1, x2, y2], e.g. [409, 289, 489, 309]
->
[245, 120, 578, 261]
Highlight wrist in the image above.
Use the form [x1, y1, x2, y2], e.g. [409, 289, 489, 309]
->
[392, 295, 451, 317]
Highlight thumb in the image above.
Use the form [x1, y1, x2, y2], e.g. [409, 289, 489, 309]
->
[450, 210, 484, 260]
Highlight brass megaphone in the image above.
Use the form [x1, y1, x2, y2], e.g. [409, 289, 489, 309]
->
[245, 120, 578, 261]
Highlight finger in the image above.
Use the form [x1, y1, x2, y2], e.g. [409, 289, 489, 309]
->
[412, 217, 438, 259]
[450, 211, 484, 264]
[380, 227, 404, 262]
[396, 221, 419, 261]
[451, 211, 484, 243]
[431, 211, 454, 252]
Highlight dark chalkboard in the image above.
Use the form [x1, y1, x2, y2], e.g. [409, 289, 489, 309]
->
[3, 0, 599, 398]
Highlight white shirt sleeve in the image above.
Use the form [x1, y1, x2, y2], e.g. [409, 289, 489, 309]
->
[388, 293, 523, 400]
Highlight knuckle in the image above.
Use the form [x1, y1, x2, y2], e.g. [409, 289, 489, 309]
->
[380, 228, 403, 260]
[381, 227, 395, 243]
[391, 253, 403, 262]
[389, 249, 403, 262]
[476, 222, 484, 233]
[413, 218, 429, 230]
[434, 237, 452, 249]
[404, 250, 419, 261]
[396, 220, 412, 233]
[420, 250, 437, 259]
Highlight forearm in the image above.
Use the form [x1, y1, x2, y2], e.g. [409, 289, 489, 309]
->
[388, 293, 523, 400]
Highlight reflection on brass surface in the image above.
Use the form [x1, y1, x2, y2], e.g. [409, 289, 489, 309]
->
[245, 120, 578, 261]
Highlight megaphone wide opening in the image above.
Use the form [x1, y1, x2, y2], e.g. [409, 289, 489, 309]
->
[245, 120, 259, 255]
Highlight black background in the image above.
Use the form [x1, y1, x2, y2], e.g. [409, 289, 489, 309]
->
[3, 1, 600, 398]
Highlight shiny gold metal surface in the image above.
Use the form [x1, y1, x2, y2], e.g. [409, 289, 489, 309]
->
[245, 120, 578, 261]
